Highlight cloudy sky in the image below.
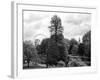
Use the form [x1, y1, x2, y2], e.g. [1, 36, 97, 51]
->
[23, 11, 91, 43]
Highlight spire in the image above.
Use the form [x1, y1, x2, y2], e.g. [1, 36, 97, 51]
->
[79, 37, 81, 43]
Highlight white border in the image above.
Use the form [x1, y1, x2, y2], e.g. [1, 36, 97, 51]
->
[11, 1, 97, 78]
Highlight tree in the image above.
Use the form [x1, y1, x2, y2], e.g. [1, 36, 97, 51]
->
[78, 43, 85, 56]
[39, 38, 50, 64]
[38, 15, 69, 67]
[40, 38, 50, 55]
[46, 15, 68, 67]
[23, 41, 39, 68]
[71, 44, 79, 55]
[46, 39, 60, 67]
[70, 38, 78, 46]
[69, 38, 78, 55]
[64, 38, 70, 50]
[48, 15, 63, 42]
[82, 31, 91, 59]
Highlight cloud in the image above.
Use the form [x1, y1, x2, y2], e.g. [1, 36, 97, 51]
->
[63, 14, 91, 39]
[24, 15, 50, 41]
[65, 14, 91, 25]
[64, 23, 90, 37]
[24, 11, 49, 23]
[23, 11, 91, 42]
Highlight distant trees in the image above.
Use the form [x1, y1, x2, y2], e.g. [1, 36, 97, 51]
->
[68, 30, 91, 58]
[63, 38, 70, 50]
[39, 38, 49, 64]
[23, 41, 39, 68]
[68, 38, 79, 55]
[40, 38, 49, 55]
[67, 31, 91, 66]
[82, 31, 91, 59]
[78, 43, 84, 56]
[77, 31, 91, 61]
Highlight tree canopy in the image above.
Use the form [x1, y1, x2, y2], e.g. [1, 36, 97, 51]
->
[48, 15, 64, 40]
[23, 41, 39, 67]
[82, 31, 91, 58]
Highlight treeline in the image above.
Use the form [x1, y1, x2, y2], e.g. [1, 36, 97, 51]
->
[69, 31, 91, 58]
[23, 30, 91, 68]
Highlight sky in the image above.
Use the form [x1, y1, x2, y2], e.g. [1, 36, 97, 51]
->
[23, 11, 91, 43]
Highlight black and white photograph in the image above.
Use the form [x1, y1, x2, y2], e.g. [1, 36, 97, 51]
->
[23, 10, 91, 69]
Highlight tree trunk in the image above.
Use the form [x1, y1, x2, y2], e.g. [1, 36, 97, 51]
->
[27, 60, 30, 68]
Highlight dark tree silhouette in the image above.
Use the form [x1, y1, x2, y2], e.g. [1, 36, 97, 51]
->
[39, 38, 50, 64]
[45, 15, 69, 67]
[82, 31, 91, 60]
[69, 38, 78, 55]
[78, 43, 85, 56]
[48, 15, 63, 42]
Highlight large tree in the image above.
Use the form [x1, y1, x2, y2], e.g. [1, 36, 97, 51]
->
[45, 15, 69, 67]
[48, 15, 64, 42]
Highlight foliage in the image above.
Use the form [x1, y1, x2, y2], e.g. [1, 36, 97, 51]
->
[46, 15, 69, 66]
[70, 38, 78, 45]
[40, 35, 69, 67]
[40, 38, 49, 54]
[78, 43, 85, 56]
[77, 31, 91, 62]
[82, 31, 91, 58]
[63, 38, 70, 50]
[39, 15, 69, 67]
[69, 38, 79, 55]
[71, 44, 79, 55]
[23, 41, 39, 67]
[46, 39, 60, 66]
[48, 15, 63, 42]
